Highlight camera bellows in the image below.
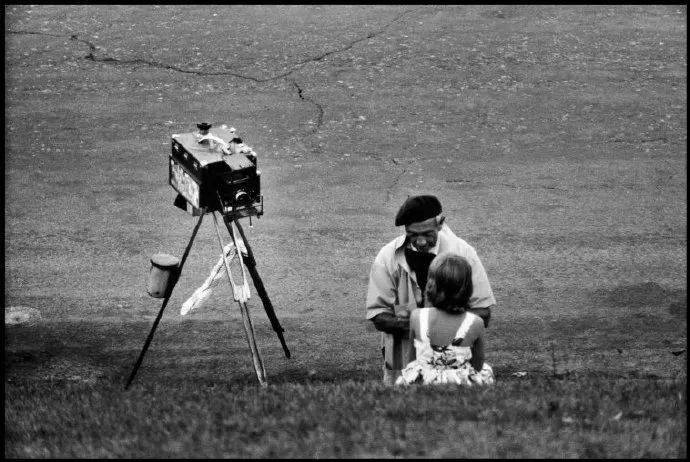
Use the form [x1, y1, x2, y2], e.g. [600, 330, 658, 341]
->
[169, 124, 263, 218]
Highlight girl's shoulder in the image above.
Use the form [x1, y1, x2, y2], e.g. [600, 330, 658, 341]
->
[410, 307, 425, 333]
[465, 310, 484, 326]
[432, 307, 482, 324]
[443, 310, 485, 344]
[463, 311, 486, 338]
[410, 307, 426, 321]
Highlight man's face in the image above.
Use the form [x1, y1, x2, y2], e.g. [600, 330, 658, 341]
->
[405, 217, 443, 253]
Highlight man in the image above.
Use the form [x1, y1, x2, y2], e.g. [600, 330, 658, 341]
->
[366, 195, 496, 385]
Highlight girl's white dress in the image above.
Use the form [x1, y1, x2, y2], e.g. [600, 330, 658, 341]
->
[395, 309, 495, 386]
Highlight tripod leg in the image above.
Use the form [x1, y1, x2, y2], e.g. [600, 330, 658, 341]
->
[238, 301, 267, 386]
[125, 213, 205, 389]
[212, 213, 267, 386]
[230, 217, 291, 359]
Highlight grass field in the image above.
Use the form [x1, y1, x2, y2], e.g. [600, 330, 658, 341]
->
[5, 5, 687, 458]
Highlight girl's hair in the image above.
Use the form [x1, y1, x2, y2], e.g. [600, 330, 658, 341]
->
[425, 253, 473, 313]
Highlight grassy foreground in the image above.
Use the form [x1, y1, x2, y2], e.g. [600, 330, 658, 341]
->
[5, 376, 686, 458]
[5, 314, 687, 458]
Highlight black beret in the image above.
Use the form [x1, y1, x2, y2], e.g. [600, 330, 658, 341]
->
[395, 195, 442, 226]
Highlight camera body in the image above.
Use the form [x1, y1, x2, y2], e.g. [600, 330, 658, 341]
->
[169, 123, 263, 218]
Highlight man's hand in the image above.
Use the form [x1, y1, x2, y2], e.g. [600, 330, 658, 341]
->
[371, 312, 410, 337]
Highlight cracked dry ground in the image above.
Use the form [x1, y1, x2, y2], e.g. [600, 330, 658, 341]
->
[5, 4, 686, 358]
[6, 6, 423, 168]
[9, 6, 419, 138]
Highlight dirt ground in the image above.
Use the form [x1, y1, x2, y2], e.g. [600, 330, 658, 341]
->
[5, 1, 686, 415]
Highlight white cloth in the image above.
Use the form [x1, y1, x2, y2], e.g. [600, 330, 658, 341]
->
[180, 240, 248, 315]
[395, 309, 495, 386]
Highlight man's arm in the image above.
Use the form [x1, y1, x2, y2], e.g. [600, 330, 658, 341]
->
[371, 312, 410, 336]
[366, 255, 410, 336]
[365, 255, 396, 321]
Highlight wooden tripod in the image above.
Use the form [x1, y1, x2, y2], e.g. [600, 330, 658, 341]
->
[125, 212, 291, 389]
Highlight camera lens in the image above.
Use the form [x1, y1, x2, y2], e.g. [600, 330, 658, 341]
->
[235, 190, 250, 204]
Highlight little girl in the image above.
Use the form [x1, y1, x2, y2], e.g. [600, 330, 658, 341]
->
[396, 253, 495, 386]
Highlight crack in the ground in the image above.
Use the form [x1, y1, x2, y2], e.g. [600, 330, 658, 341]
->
[10, 7, 422, 81]
[589, 136, 683, 146]
[7, 30, 65, 39]
[7, 6, 425, 140]
[445, 179, 569, 192]
[611, 137, 670, 144]
[385, 160, 413, 204]
[69, 34, 97, 56]
[291, 6, 425, 69]
[289, 79, 324, 134]
[86, 54, 270, 82]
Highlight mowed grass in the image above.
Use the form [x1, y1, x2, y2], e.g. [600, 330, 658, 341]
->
[4, 4, 687, 459]
[5, 312, 687, 458]
[5, 377, 685, 458]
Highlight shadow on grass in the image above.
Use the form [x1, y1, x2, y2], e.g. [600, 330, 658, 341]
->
[4, 316, 380, 387]
[5, 316, 686, 459]
[5, 313, 686, 388]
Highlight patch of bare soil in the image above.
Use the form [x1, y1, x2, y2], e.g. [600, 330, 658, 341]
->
[5, 306, 42, 326]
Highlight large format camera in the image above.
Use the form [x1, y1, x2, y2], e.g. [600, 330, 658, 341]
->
[169, 123, 263, 218]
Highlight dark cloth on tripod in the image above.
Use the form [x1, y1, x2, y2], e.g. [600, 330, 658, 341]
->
[404, 247, 436, 303]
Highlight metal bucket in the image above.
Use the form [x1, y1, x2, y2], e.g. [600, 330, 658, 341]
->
[147, 253, 180, 298]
